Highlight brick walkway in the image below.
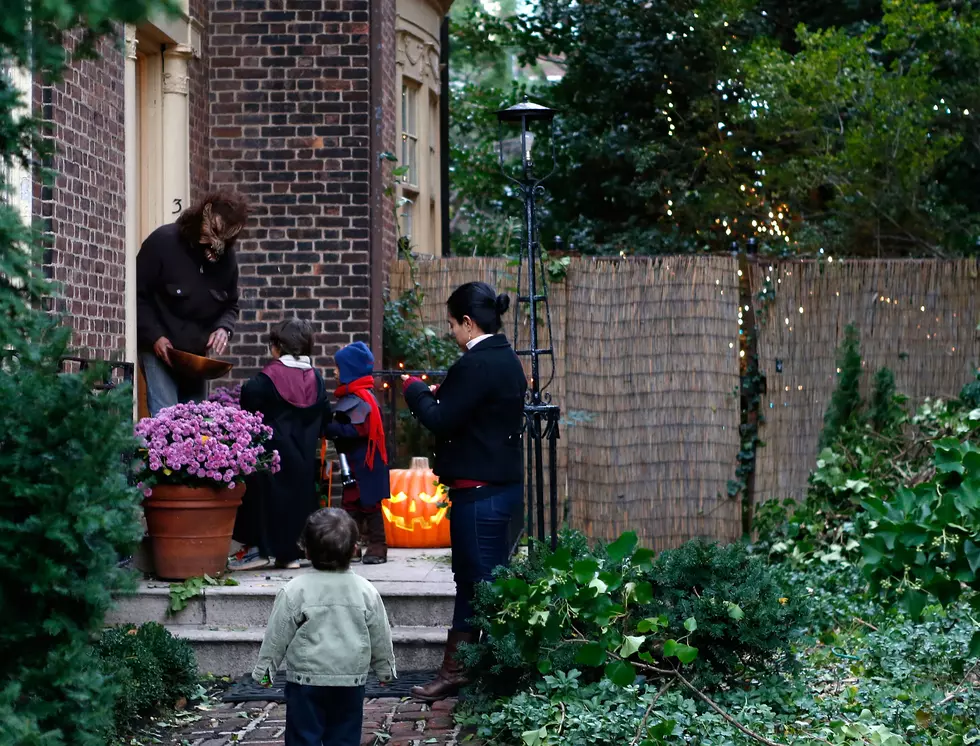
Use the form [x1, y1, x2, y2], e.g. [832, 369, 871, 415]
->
[165, 698, 477, 746]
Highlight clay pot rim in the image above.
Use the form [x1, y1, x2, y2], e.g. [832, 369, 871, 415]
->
[145, 482, 246, 500]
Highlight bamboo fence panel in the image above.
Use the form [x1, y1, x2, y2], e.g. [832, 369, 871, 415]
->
[751, 259, 980, 504]
[562, 257, 742, 550]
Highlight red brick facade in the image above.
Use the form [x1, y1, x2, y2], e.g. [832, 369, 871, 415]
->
[40, 34, 128, 360]
[189, 0, 211, 203]
[40, 1, 410, 375]
[210, 0, 380, 378]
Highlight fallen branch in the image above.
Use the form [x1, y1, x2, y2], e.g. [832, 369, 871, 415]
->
[630, 679, 673, 746]
[938, 661, 980, 706]
[852, 617, 879, 632]
[619, 655, 789, 746]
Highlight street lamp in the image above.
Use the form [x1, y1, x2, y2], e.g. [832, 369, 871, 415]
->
[497, 97, 561, 551]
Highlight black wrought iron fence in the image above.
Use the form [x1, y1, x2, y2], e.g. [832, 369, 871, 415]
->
[373, 368, 447, 468]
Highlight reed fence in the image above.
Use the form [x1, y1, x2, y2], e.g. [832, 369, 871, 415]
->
[389, 256, 980, 547]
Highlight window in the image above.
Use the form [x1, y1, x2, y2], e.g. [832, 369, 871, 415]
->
[401, 82, 418, 187]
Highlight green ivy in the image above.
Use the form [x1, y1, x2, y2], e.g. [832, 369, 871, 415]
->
[168, 574, 239, 615]
[860, 435, 980, 655]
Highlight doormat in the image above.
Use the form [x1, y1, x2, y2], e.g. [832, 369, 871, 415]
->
[222, 671, 440, 703]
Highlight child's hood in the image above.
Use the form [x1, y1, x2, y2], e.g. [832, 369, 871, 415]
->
[262, 359, 319, 407]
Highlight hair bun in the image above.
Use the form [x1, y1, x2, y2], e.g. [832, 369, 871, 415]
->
[495, 293, 511, 316]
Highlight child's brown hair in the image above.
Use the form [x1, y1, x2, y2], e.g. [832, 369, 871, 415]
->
[270, 318, 314, 358]
[298, 508, 359, 571]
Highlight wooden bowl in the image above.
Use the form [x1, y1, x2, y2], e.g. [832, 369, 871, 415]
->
[169, 349, 234, 381]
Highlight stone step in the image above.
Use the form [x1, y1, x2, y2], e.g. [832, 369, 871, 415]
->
[108, 580, 455, 629]
[170, 625, 447, 676]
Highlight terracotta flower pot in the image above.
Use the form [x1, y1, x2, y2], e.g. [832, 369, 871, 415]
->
[143, 483, 246, 581]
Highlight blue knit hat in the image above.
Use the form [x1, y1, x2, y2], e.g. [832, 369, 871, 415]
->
[335, 341, 375, 384]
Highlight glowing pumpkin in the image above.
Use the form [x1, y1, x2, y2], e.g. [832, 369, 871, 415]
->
[382, 457, 451, 548]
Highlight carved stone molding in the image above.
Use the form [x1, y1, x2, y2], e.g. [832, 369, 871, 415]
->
[162, 45, 193, 95]
[124, 25, 138, 60]
[396, 30, 441, 91]
[162, 72, 189, 95]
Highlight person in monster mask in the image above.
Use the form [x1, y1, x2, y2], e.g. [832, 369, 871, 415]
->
[136, 191, 249, 415]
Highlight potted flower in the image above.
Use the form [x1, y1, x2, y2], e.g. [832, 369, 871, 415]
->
[136, 401, 280, 580]
[208, 383, 242, 409]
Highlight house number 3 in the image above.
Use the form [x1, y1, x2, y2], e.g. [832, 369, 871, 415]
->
[172, 198, 182, 214]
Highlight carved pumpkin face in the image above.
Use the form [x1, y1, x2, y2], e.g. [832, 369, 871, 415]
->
[382, 457, 452, 549]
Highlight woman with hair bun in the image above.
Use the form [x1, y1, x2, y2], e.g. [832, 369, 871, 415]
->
[401, 281, 526, 701]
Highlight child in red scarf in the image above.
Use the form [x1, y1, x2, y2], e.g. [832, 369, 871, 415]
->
[324, 342, 390, 564]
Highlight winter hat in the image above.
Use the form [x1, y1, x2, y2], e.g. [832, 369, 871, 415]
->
[335, 341, 375, 384]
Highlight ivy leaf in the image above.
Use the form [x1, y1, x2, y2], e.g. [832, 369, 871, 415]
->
[537, 658, 552, 674]
[572, 558, 599, 584]
[575, 642, 606, 667]
[935, 441, 966, 474]
[725, 602, 745, 620]
[637, 616, 667, 633]
[969, 631, 980, 660]
[604, 659, 637, 687]
[683, 617, 698, 632]
[862, 540, 888, 567]
[632, 547, 655, 570]
[606, 532, 639, 564]
[663, 639, 698, 665]
[619, 635, 646, 658]
[631, 581, 654, 604]
[521, 726, 547, 746]
[964, 539, 980, 573]
[901, 589, 928, 620]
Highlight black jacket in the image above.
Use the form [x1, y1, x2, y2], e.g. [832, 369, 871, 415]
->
[233, 370, 329, 562]
[404, 335, 526, 485]
[136, 223, 240, 355]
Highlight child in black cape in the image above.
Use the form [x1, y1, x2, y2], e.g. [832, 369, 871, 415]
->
[230, 318, 329, 570]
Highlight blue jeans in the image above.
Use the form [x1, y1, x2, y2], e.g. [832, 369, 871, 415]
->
[284, 683, 364, 746]
[139, 351, 207, 416]
[449, 483, 524, 632]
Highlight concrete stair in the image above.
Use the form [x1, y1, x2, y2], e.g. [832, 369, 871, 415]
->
[107, 549, 455, 676]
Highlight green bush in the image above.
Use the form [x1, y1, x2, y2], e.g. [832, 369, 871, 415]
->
[463, 531, 804, 696]
[97, 623, 198, 738]
[0, 321, 149, 746]
[639, 539, 804, 685]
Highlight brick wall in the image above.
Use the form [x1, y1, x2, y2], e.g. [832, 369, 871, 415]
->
[40, 33, 127, 361]
[189, 0, 210, 202]
[209, 0, 382, 380]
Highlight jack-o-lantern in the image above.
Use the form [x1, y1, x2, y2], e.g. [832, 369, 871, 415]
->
[382, 457, 451, 548]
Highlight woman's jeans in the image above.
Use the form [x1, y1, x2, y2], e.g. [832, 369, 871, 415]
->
[284, 683, 364, 746]
[139, 352, 207, 416]
[449, 483, 524, 632]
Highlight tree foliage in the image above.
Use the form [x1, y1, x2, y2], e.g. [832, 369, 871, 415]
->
[449, 0, 980, 257]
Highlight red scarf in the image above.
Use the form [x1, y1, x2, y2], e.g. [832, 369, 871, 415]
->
[335, 376, 388, 468]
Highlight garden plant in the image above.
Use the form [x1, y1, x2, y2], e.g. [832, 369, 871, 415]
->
[457, 328, 980, 746]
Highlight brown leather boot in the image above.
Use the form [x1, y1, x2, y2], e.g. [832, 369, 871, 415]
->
[362, 510, 388, 565]
[411, 630, 477, 702]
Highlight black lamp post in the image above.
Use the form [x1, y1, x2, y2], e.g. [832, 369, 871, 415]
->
[497, 98, 561, 551]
